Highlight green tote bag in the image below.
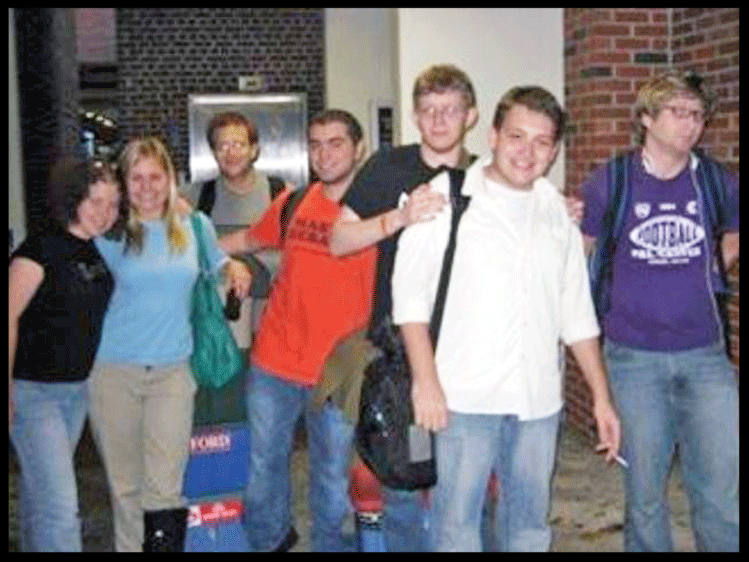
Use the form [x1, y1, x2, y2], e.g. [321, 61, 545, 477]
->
[189, 212, 244, 389]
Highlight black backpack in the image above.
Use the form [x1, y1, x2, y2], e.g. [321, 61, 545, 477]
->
[355, 168, 470, 490]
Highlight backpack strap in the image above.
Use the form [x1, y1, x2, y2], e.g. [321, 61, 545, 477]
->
[197, 179, 217, 215]
[429, 168, 471, 347]
[693, 150, 733, 359]
[189, 212, 211, 272]
[589, 151, 632, 321]
[693, 150, 728, 237]
[279, 187, 307, 241]
[610, 151, 633, 245]
[200, 176, 285, 216]
[694, 150, 729, 290]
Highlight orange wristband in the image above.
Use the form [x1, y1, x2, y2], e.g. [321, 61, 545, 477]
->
[379, 214, 388, 237]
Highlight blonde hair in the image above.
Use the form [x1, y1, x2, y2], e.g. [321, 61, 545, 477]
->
[412, 64, 477, 109]
[634, 71, 716, 144]
[118, 136, 188, 255]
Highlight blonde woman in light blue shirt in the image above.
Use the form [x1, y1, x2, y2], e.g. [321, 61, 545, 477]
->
[89, 137, 250, 552]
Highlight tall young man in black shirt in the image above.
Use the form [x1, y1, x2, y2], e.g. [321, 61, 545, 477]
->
[330, 64, 479, 552]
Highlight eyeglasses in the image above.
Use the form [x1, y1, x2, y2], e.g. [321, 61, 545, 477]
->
[661, 105, 706, 122]
[215, 140, 251, 154]
[416, 104, 467, 122]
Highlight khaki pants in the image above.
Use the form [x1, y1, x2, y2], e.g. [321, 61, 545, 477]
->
[88, 362, 196, 552]
[312, 328, 379, 425]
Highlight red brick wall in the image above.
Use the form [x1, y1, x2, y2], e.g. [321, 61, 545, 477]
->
[562, 8, 740, 439]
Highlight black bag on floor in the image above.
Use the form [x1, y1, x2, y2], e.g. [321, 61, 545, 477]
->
[355, 168, 470, 490]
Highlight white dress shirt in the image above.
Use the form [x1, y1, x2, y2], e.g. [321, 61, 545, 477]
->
[392, 157, 600, 420]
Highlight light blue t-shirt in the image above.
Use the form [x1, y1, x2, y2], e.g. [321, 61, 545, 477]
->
[95, 213, 228, 366]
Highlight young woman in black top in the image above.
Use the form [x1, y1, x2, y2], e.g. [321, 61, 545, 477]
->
[9, 158, 124, 551]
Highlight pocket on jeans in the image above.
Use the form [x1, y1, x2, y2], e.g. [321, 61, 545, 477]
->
[692, 346, 736, 384]
[704, 341, 731, 360]
[10, 379, 34, 412]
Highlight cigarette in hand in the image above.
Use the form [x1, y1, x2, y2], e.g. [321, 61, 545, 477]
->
[613, 454, 629, 468]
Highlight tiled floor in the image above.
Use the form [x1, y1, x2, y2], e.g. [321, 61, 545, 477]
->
[8, 423, 696, 552]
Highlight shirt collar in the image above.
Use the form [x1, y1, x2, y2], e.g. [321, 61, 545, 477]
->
[640, 148, 699, 177]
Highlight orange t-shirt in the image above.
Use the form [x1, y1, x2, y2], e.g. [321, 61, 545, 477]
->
[248, 183, 376, 386]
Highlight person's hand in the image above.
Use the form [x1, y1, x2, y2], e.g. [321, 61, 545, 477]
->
[225, 259, 251, 299]
[565, 195, 584, 226]
[592, 398, 621, 464]
[411, 374, 449, 432]
[402, 183, 447, 226]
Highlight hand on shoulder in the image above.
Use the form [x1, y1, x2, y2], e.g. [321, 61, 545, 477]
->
[401, 182, 447, 226]
[564, 195, 584, 226]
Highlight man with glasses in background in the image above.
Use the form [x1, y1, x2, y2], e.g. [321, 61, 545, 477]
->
[580, 72, 739, 552]
[186, 112, 292, 344]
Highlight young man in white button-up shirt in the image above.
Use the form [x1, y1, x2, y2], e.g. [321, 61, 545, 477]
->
[392, 86, 621, 552]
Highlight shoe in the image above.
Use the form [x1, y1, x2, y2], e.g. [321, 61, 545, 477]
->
[143, 508, 189, 552]
[272, 527, 299, 552]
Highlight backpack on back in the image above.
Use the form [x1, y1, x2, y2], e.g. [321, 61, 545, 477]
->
[196, 175, 286, 215]
[588, 149, 733, 357]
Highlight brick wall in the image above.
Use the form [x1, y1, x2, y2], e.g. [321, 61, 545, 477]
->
[116, 8, 325, 174]
[672, 8, 740, 169]
[563, 8, 740, 439]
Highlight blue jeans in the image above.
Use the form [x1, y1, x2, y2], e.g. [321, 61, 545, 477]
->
[244, 366, 355, 552]
[605, 340, 739, 552]
[432, 411, 560, 552]
[381, 478, 496, 551]
[10, 379, 88, 552]
[382, 487, 431, 552]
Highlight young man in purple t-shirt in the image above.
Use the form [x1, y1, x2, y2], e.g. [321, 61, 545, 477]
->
[580, 72, 739, 552]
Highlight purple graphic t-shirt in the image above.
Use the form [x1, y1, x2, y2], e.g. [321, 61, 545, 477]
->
[581, 151, 739, 351]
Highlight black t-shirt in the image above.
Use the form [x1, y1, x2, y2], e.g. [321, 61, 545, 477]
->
[11, 228, 114, 382]
[343, 144, 475, 340]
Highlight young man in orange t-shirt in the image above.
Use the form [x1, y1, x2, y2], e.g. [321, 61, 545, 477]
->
[220, 109, 375, 552]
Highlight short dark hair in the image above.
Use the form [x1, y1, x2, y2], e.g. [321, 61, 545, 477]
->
[413, 64, 477, 109]
[309, 109, 364, 145]
[206, 111, 259, 150]
[48, 157, 122, 230]
[492, 86, 567, 144]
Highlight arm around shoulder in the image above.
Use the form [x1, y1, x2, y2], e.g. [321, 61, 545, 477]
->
[329, 181, 447, 257]
[330, 205, 406, 256]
